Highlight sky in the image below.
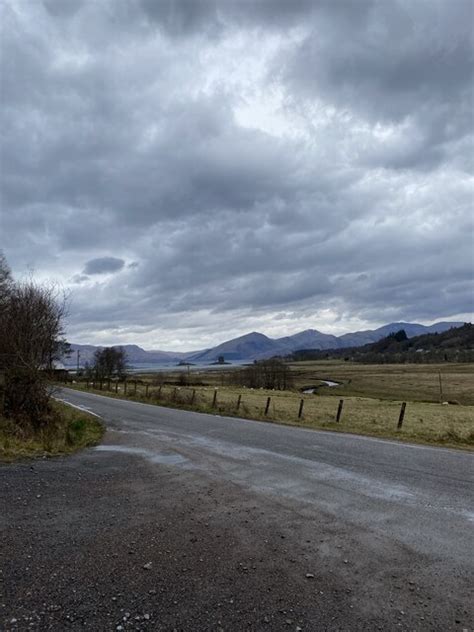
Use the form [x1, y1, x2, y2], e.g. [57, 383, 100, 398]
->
[1, 0, 473, 351]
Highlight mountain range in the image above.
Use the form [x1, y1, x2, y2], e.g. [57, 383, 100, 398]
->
[63, 321, 463, 366]
[291, 323, 474, 361]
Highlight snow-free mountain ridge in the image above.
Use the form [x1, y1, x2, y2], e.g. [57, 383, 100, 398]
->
[64, 321, 463, 365]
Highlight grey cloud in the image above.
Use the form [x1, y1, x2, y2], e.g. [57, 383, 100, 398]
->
[71, 274, 89, 284]
[43, 0, 84, 18]
[1, 0, 472, 348]
[138, 0, 373, 36]
[282, 1, 473, 118]
[278, 1, 474, 172]
[83, 257, 125, 275]
[139, 0, 222, 37]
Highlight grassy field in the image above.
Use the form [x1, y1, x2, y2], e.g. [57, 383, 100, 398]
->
[131, 361, 474, 405]
[68, 375, 474, 450]
[286, 361, 474, 405]
[0, 400, 104, 462]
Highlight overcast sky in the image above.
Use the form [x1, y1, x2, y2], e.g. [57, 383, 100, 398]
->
[1, 0, 473, 350]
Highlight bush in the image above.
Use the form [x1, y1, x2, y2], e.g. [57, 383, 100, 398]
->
[4, 368, 52, 429]
[0, 252, 68, 429]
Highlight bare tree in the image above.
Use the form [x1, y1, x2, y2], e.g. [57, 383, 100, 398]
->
[0, 256, 68, 427]
[0, 251, 12, 310]
[230, 359, 294, 390]
[0, 281, 68, 371]
[91, 347, 128, 379]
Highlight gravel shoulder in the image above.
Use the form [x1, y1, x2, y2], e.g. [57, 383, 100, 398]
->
[1, 393, 473, 631]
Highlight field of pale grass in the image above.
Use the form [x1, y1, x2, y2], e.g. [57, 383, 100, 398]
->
[69, 379, 474, 450]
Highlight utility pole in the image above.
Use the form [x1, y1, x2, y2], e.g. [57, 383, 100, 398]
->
[77, 350, 80, 373]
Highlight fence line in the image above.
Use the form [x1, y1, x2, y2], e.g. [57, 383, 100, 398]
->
[58, 376, 421, 432]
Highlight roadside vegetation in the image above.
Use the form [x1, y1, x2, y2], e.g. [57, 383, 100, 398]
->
[0, 400, 104, 462]
[65, 361, 474, 450]
[0, 251, 104, 461]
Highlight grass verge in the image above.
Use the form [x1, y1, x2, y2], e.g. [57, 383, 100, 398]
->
[0, 400, 104, 462]
[65, 382, 474, 451]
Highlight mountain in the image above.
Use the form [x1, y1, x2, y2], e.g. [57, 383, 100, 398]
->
[276, 329, 340, 351]
[186, 332, 288, 363]
[290, 323, 474, 363]
[64, 321, 465, 365]
[64, 343, 187, 366]
[337, 321, 463, 348]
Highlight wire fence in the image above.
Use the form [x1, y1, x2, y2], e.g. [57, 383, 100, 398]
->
[58, 376, 474, 445]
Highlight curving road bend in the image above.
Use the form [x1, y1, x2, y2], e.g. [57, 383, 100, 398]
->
[1, 387, 473, 631]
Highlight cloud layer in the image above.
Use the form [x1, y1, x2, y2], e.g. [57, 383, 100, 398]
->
[1, 0, 473, 349]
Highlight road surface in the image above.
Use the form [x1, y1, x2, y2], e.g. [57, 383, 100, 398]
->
[1, 387, 473, 631]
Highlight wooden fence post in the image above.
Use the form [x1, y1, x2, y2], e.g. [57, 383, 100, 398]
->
[212, 389, 218, 407]
[191, 389, 196, 405]
[438, 372, 444, 403]
[124, 381, 127, 395]
[298, 399, 304, 419]
[134, 380, 137, 395]
[336, 399, 344, 423]
[145, 383, 149, 398]
[115, 381, 119, 393]
[173, 387, 177, 401]
[265, 396, 271, 415]
[158, 385, 162, 399]
[0, 371, 5, 415]
[236, 394, 242, 412]
[397, 402, 407, 429]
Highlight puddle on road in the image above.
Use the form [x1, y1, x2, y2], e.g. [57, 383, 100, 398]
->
[94, 444, 189, 467]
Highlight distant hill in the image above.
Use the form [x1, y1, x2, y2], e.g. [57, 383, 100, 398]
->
[186, 332, 289, 363]
[64, 343, 188, 366]
[290, 323, 474, 363]
[64, 321, 464, 365]
[337, 321, 462, 347]
[275, 329, 340, 351]
[186, 321, 463, 362]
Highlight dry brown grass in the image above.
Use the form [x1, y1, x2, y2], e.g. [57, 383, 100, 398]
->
[70, 380, 474, 450]
[286, 361, 474, 405]
[0, 401, 104, 462]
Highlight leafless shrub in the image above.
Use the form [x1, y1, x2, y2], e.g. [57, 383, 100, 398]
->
[0, 253, 68, 428]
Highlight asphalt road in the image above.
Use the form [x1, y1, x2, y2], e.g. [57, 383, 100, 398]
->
[1, 388, 473, 631]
